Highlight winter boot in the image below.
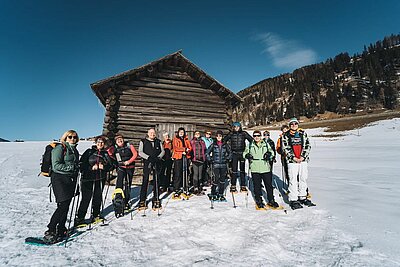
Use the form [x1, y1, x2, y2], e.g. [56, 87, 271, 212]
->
[56, 227, 68, 239]
[255, 200, 267, 210]
[299, 198, 316, 207]
[138, 201, 147, 211]
[219, 195, 227, 202]
[267, 201, 280, 209]
[74, 217, 86, 228]
[290, 201, 303, 210]
[240, 186, 248, 192]
[230, 186, 238, 193]
[43, 229, 58, 244]
[152, 200, 162, 210]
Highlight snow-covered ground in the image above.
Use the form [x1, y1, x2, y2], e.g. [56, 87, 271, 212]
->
[0, 119, 399, 266]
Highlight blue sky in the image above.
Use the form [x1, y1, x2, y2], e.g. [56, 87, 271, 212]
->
[1, 0, 399, 141]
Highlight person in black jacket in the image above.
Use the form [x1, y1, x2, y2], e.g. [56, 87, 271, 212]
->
[223, 122, 253, 193]
[74, 136, 113, 226]
[207, 130, 231, 201]
[138, 128, 165, 210]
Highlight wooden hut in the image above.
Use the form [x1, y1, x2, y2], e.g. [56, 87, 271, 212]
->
[90, 50, 242, 145]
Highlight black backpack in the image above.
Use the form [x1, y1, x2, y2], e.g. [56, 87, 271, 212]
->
[39, 142, 65, 177]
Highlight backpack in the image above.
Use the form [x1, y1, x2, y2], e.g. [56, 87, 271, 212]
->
[39, 142, 66, 177]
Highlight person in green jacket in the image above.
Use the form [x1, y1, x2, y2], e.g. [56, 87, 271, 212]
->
[44, 130, 80, 243]
[244, 130, 279, 210]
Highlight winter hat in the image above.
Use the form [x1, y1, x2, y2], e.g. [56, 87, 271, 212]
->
[216, 130, 223, 136]
[263, 130, 270, 136]
[253, 130, 262, 137]
[114, 135, 124, 141]
[289, 118, 299, 125]
[232, 122, 241, 127]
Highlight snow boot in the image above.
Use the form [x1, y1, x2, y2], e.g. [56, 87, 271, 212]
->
[74, 217, 86, 228]
[230, 186, 238, 193]
[267, 201, 280, 209]
[290, 201, 303, 210]
[240, 186, 248, 193]
[138, 201, 147, 211]
[43, 230, 58, 244]
[299, 198, 316, 207]
[152, 200, 162, 211]
[219, 195, 227, 202]
[255, 200, 267, 210]
[172, 192, 181, 200]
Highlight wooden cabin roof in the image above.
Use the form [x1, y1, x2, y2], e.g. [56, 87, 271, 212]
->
[90, 50, 242, 106]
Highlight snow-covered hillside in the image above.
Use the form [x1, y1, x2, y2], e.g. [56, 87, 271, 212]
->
[0, 119, 399, 266]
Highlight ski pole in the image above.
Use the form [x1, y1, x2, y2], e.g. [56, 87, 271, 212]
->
[65, 172, 81, 247]
[101, 172, 111, 216]
[154, 163, 161, 216]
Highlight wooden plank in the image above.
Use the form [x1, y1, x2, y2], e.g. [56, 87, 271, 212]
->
[117, 114, 226, 124]
[117, 107, 228, 119]
[118, 102, 227, 115]
[119, 93, 226, 108]
[120, 81, 213, 95]
[152, 72, 196, 82]
[138, 76, 204, 88]
[120, 88, 224, 103]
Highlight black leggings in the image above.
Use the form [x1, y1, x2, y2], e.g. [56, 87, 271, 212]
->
[48, 198, 72, 232]
[231, 153, 246, 186]
[140, 162, 161, 203]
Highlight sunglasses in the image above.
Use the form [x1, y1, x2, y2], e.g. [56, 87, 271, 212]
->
[290, 122, 298, 126]
[253, 134, 261, 137]
[263, 133, 270, 136]
[206, 132, 211, 135]
[67, 135, 78, 140]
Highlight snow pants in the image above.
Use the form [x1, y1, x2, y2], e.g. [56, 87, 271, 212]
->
[192, 161, 204, 189]
[77, 179, 106, 219]
[140, 161, 161, 203]
[116, 167, 134, 205]
[173, 158, 189, 192]
[231, 152, 246, 187]
[160, 159, 173, 188]
[48, 198, 72, 233]
[252, 172, 274, 203]
[288, 162, 308, 201]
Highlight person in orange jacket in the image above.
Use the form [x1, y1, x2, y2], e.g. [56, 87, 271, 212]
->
[172, 127, 192, 199]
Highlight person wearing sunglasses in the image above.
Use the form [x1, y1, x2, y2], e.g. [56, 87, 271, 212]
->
[44, 130, 80, 243]
[244, 130, 278, 210]
[282, 118, 315, 210]
[74, 136, 113, 227]
[224, 122, 253, 193]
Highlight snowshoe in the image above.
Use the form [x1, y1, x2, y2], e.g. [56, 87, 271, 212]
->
[138, 201, 147, 211]
[267, 201, 284, 210]
[219, 195, 227, 202]
[74, 217, 86, 228]
[181, 192, 192, 200]
[152, 200, 162, 211]
[172, 192, 181, 200]
[112, 188, 125, 217]
[240, 186, 248, 193]
[43, 230, 58, 244]
[207, 193, 217, 201]
[290, 201, 303, 210]
[299, 198, 316, 207]
[230, 186, 238, 194]
[91, 216, 105, 225]
[255, 201, 267, 210]
[306, 192, 312, 199]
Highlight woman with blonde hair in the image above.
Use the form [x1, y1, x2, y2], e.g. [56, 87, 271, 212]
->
[44, 130, 80, 244]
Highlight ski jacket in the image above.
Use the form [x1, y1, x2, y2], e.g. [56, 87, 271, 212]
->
[282, 129, 311, 163]
[51, 142, 79, 175]
[206, 141, 231, 169]
[79, 146, 113, 181]
[201, 136, 214, 149]
[139, 138, 165, 162]
[162, 139, 173, 161]
[172, 136, 192, 160]
[243, 140, 274, 173]
[107, 142, 138, 169]
[190, 137, 206, 163]
[224, 130, 253, 152]
[276, 134, 284, 156]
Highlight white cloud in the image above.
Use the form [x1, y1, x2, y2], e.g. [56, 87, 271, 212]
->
[254, 32, 318, 69]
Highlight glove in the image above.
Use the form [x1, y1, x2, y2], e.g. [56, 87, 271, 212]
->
[148, 156, 158, 163]
[263, 152, 272, 161]
[245, 154, 253, 160]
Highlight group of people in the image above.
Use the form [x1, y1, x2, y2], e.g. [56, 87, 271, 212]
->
[42, 118, 315, 244]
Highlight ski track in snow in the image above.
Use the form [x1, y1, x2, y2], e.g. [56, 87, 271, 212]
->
[0, 120, 399, 266]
